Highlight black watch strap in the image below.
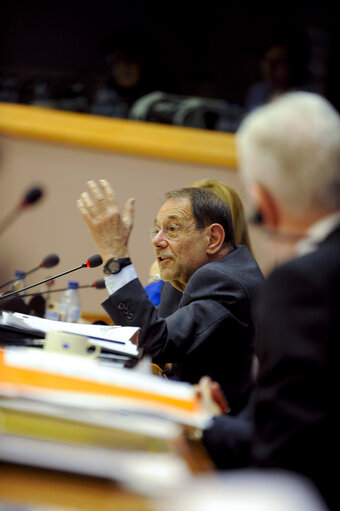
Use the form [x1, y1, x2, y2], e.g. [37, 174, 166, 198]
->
[103, 257, 132, 275]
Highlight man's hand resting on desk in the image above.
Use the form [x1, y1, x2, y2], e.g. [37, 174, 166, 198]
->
[77, 179, 135, 262]
[194, 376, 229, 416]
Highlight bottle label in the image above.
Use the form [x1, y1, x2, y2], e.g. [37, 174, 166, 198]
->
[58, 289, 81, 323]
[59, 307, 81, 323]
[45, 309, 60, 321]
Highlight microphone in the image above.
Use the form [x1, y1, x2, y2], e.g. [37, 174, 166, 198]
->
[83, 254, 102, 268]
[35, 253, 60, 270]
[0, 253, 60, 291]
[20, 187, 43, 210]
[92, 279, 106, 289]
[0, 186, 44, 235]
[19, 279, 106, 298]
[0, 254, 103, 306]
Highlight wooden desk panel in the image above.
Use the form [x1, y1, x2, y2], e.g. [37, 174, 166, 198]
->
[0, 462, 151, 511]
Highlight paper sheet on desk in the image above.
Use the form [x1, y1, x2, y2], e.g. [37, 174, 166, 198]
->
[0, 311, 139, 357]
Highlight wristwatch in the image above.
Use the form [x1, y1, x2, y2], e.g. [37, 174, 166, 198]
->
[103, 257, 132, 275]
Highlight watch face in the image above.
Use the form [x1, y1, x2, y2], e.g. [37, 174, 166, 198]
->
[108, 259, 120, 274]
[104, 257, 131, 275]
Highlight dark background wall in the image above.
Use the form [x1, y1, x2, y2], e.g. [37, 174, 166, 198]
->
[1, 1, 340, 112]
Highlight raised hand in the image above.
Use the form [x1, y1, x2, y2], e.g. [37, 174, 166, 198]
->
[77, 179, 135, 263]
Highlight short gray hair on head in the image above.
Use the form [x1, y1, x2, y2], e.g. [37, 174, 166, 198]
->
[236, 91, 340, 217]
[165, 187, 236, 248]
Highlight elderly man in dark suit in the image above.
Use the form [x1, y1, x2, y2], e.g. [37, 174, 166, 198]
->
[77, 184, 264, 415]
[199, 91, 340, 511]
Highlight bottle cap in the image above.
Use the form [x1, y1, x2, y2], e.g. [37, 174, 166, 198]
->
[15, 270, 25, 279]
[68, 281, 79, 288]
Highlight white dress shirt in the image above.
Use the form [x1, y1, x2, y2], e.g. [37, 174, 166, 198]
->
[104, 264, 138, 295]
[295, 210, 340, 256]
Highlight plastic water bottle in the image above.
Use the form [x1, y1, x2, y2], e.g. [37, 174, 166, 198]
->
[44, 279, 59, 321]
[58, 281, 81, 323]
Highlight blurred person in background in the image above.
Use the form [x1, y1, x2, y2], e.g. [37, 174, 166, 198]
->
[144, 259, 162, 306]
[244, 25, 310, 114]
[89, 32, 158, 119]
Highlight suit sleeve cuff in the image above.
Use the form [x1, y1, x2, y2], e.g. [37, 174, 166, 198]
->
[104, 264, 138, 295]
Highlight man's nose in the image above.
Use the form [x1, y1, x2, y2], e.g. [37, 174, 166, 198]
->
[151, 229, 168, 247]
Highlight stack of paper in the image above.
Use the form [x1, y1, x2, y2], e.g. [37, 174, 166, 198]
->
[0, 346, 212, 493]
[0, 311, 140, 359]
[0, 347, 207, 425]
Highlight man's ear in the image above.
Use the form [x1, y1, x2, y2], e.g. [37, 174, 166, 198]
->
[251, 183, 280, 228]
[206, 224, 225, 255]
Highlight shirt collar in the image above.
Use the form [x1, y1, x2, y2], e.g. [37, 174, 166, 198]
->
[295, 210, 340, 256]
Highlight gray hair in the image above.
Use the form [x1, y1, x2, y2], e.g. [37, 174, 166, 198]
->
[236, 92, 340, 217]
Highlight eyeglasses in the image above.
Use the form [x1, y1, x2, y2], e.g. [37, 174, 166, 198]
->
[149, 223, 203, 240]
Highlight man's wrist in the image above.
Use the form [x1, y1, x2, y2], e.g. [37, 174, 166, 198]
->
[102, 250, 129, 262]
[103, 257, 132, 275]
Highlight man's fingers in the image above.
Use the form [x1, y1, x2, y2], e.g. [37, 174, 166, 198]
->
[80, 190, 98, 217]
[122, 198, 135, 229]
[76, 198, 86, 216]
[86, 179, 106, 213]
[77, 180, 133, 259]
[77, 198, 91, 226]
[196, 376, 212, 403]
[211, 381, 229, 414]
[199, 375, 212, 390]
[99, 179, 117, 209]
[196, 376, 226, 416]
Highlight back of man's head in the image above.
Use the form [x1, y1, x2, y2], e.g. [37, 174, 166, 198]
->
[237, 92, 340, 218]
[165, 187, 236, 248]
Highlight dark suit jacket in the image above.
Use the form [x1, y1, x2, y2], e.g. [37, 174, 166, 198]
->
[102, 245, 264, 414]
[158, 281, 183, 317]
[252, 225, 339, 510]
[202, 226, 340, 510]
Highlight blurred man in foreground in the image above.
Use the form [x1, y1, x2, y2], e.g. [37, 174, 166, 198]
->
[200, 92, 340, 511]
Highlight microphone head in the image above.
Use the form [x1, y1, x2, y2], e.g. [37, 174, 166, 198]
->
[85, 254, 103, 268]
[92, 279, 105, 289]
[20, 186, 44, 209]
[40, 253, 60, 269]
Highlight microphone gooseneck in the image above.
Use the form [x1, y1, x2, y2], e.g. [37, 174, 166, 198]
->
[0, 253, 60, 291]
[0, 255, 103, 305]
[19, 280, 106, 298]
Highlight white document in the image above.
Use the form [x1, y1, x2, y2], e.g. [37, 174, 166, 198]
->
[0, 311, 139, 357]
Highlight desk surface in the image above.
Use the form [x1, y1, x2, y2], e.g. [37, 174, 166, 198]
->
[0, 462, 151, 510]
[0, 437, 213, 511]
